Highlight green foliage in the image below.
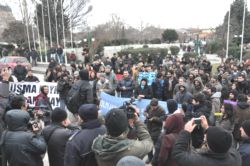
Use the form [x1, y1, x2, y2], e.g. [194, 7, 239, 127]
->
[170, 46, 180, 55]
[162, 29, 178, 43]
[205, 40, 223, 54]
[142, 45, 149, 48]
[149, 38, 162, 44]
[118, 48, 168, 60]
[228, 46, 241, 59]
[183, 52, 198, 59]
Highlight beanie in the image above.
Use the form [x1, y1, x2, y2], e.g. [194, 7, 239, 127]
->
[117, 156, 145, 166]
[78, 104, 98, 121]
[166, 99, 178, 114]
[51, 107, 67, 123]
[105, 108, 128, 137]
[242, 120, 250, 137]
[207, 127, 232, 153]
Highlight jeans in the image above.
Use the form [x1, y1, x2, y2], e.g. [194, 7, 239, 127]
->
[60, 99, 66, 110]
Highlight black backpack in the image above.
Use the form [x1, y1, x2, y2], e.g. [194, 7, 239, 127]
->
[66, 82, 86, 114]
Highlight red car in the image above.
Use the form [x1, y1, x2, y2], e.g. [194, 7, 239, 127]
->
[0, 56, 31, 73]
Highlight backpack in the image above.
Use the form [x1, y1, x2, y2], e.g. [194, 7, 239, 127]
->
[66, 82, 86, 114]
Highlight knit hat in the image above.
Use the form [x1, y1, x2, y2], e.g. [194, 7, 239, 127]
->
[242, 120, 250, 137]
[105, 108, 128, 137]
[78, 104, 98, 121]
[150, 98, 158, 106]
[166, 99, 178, 114]
[117, 156, 145, 166]
[206, 126, 232, 153]
[51, 107, 67, 123]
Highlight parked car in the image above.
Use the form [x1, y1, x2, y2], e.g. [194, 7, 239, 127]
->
[0, 56, 31, 73]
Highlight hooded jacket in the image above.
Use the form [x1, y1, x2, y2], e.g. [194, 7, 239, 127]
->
[152, 113, 184, 166]
[191, 77, 204, 95]
[174, 84, 193, 104]
[92, 120, 153, 166]
[1, 110, 46, 166]
[134, 79, 152, 99]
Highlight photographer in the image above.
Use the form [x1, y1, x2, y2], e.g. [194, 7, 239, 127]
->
[92, 108, 153, 166]
[57, 73, 72, 109]
[172, 116, 242, 166]
[144, 98, 166, 164]
[0, 101, 46, 166]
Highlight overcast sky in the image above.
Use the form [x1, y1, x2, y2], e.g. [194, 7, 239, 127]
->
[2, 0, 250, 29]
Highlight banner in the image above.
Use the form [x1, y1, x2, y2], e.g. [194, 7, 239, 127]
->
[9, 82, 60, 108]
[99, 92, 168, 121]
[138, 72, 156, 86]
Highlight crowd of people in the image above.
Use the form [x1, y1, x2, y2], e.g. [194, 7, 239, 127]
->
[0, 47, 250, 166]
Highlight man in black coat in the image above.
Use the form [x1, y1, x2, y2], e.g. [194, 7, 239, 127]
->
[172, 116, 242, 166]
[13, 61, 28, 82]
[42, 107, 79, 166]
[1, 109, 46, 166]
[64, 104, 106, 166]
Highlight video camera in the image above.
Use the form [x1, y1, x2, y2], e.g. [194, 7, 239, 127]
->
[27, 105, 50, 119]
[120, 98, 139, 119]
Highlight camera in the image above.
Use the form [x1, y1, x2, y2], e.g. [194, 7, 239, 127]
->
[120, 98, 139, 119]
[194, 117, 201, 125]
[27, 105, 50, 119]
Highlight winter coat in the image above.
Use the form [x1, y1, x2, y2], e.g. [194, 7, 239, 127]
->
[152, 113, 184, 166]
[57, 78, 72, 100]
[64, 119, 106, 166]
[96, 79, 112, 98]
[233, 102, 250, 141]
[105, 71, 117, 90]
[24, 75, 39, 82]
[134, 80, 152, 99]
[239, 140, 250, 166]
[117, 77, 134, 98]
[164, 78, 178, 100]
[42, 123, 79, 166]
[13, 64, 28, 82]
[144, 105, 165, 141]
[172, 130, 242, 166]
[1, 110, 46, 166]
[191, 77, 204, 95]
[151, 79, 165, 100]
[92, 121, 153, 166]
[34, 93, 53, 112]
[174, 84, 193, 105]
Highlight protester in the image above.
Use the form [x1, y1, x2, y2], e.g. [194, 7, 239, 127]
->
[117, 70, 134, 98]
[1, 109, 46, 166]
[239, 120, 250, 166]
[172, 116, 242, 166]
[42, 108, 78, 166]
[57, 73, 72, 109]
[144, 98, 165, 164]
[134, 78, 152, 99]
[92, 108, 153, 166]
[64, 104, 106, 166]
[13, 61, 28, 82]
[117, 156, 145, 166]
[24, 69, 39, 82]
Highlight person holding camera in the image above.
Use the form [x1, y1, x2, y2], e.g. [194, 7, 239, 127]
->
[144, 98, 166, 164]
[172, 116, 242, 166]
[0, 105, 46, 166]
[92, 108, 153, 166]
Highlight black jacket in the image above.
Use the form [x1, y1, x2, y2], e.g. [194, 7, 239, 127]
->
[172, 130, 242, 166]
[64, 119, 106, 166]
[13, 65, 28, 82]
[1, 109, 46, 166]
[42, 123, 79, 166]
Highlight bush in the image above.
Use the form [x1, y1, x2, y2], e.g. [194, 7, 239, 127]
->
[118, 48, 168, 61]
[205, 40, 223, 54]
[170, 46, 180, 55]
[183, 52, 197, 59]
[228, 46, 240, 59]
[142, 44, 149, 48]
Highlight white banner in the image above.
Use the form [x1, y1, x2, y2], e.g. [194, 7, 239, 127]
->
[9, 82, 60, 108]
